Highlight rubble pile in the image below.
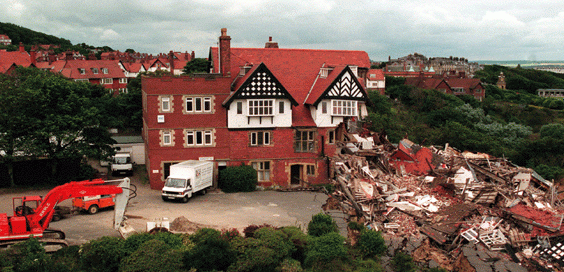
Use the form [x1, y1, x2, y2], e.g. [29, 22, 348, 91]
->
[326, 133, 564, 271]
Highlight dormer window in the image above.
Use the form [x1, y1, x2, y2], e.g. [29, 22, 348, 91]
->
[349, 66, 358, 77]
[78, 68, 86, 75]
[102, 68, 109, 74]
[319, 67, 333, 78]
[91, 68, 99, 74]
[239, 65, 252, 76]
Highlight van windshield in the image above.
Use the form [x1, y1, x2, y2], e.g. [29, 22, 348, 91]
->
[114, 156, 130, 164]
[165, 178, 186, 188]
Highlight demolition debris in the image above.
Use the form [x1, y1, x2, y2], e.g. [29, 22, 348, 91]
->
[324, 131, 564, 271]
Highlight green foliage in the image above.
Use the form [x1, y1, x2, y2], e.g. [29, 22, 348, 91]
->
[79, 236, 125, 272]
[9, 238, 53, 272]
[0, 22, 72, 48]
[391, 252, 417, 272]
[385, 76, 405, 88]
[540, 123, 564, 139]
[185, 228, 236, 272]
[219, 165, 258, 193]
[307, 213, 338, 237]
[120, 239, 184, 272]
[50, 246, 81, 272]
[275, 258, 304, 272]
[352, 258, 383, 272]
[279, 226, 309, 262]
[534, 164, 564, 181]
[304, 232, 348, 271]
[183, 58, 210, 74]
[356, 229, 387, 258]
[347, 221, 365, 232]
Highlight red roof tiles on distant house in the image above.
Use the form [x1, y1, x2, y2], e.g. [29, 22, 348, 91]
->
[367, 69, 385, 80]
[0, 50, 33, 73]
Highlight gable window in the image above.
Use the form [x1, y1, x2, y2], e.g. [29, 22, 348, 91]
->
[332, 100, 357, 116]
[248, 99, 274, 116]
[91, 68, 99, 74]
[321, 101, 328, 114]
[250, 131, 271, 146]
[349, 66, 358, 77]
[185, 129, 213, 147]
[252, 161, 270, 182]
[294, 130, 315, 152]
[102, 68, 109, 74]
[453, 87, 465, 93]
[237, 102, 243, 114]
[162, 130, 172, 146]
[185, 96, 213, 113]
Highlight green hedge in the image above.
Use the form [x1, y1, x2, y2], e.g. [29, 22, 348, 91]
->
[219, 165, 257, 193]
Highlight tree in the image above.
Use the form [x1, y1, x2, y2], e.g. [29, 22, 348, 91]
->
[125, 48, 135, 54]
[182, 58, 210, 74]
[0, 67, 117, 184]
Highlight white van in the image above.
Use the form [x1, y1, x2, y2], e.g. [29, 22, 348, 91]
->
[161, 160, 213, 202]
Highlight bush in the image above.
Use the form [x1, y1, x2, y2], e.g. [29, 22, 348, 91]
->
[352, 259, 383, 272]
[123, 232, 186, 257]
[228, 228, 296, 272]
[391, 252, 417, 272]
[356, 229, 387, 258]
[307, 213, 338, 237]
[120, 239, 183, 272]
[279, 226, 309, 263]
[243, 224, 272, 238]
[9, 238, 53, 272]
[79, 236, 125, 272]
[275, 258, 304, 272]
[304, 232, 347, 271]
[50, 245, 81, 272]
[219, 165, 257, 193]
[185, 228, 236, 272]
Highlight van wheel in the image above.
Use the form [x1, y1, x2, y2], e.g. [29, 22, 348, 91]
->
[201, 188, 207, 195]
[181, 196, 189, 203]
[88, 205, 99, 214]
[162, 196, 168, 202]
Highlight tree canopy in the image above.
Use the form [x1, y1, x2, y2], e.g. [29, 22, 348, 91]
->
[182, 58, 210, 74]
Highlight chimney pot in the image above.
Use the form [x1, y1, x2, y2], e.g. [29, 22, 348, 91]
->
[269, 36, 272, 42]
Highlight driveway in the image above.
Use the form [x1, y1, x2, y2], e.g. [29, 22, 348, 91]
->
[1, 172, 328, 246]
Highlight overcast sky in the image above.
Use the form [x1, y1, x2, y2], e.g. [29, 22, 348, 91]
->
[2, 0, 564, 61]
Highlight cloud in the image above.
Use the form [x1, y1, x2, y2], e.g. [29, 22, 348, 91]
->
[1, 0, 564, 61]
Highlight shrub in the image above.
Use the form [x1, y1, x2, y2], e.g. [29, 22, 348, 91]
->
[79, 236, 125, 272]
[304, 232, 347, 270]
[391, 252, 417, 272]
[279, 226, 308, 263]
[185, 228, 236, 272]
[275, 258, 304, 272]
[119, 239, 183, 272]
[356, 229, 387, 258]
[219, 165, 257, 193]
[50, 245, 81, 272]
[122, 233, 154, 256]
[348, 221, 365, 232]
[352, 258, 383, 272]
[228, 228, 296, 272]
[243, 224, 272, 238]
[9, 238, 53, 272]
[307, 213, 338, 237]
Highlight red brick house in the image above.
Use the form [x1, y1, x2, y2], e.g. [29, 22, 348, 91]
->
[404, 76, 485, 101]
[142, 29, 372, 189]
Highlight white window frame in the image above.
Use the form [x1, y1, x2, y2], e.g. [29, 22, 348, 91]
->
[74, 79, 89, 83]
[162, 130, 172, 145]
[321, 101, 328, 114]
[161, 96, 171, 112]
[91, 68, 99, 74]
[119, 78, 127, 84]
[102, 68, 109, 74]
[78, 68, 86, 75]
[248, 99, 274, 116]
[250, 131, 271, 146]
[100, 78, 113, 85]
[331, 100, 357, 116]
[252, 161, 271, 182]
[185, 96, 212, 113]
[185, 129, 213, 147]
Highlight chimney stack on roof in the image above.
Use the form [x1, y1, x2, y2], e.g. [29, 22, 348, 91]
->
[219, 28, 231, 76]
[265, 36, 279, 49]
[19, 42, 24, 53]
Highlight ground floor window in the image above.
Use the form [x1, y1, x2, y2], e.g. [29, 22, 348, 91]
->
[252, 161, 271, 181]
[307, 165, 315, 176]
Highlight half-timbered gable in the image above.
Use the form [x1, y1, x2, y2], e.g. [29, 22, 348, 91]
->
[224, 63, 298, 129]
[306, 66, 369, 128]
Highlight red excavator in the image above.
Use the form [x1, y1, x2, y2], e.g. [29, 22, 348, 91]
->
[0, 178, 133, 250]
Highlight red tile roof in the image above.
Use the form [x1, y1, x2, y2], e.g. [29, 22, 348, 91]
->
[58, 60, 125, 79]
[210, 47, 370, 127]
[367, 69, 385, 80]
[0, 50, 32, 73]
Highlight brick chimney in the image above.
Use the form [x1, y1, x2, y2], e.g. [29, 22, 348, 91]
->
[191, 51, 195, 60]
[19, 42, 24, 52]
[219, 28, 231, 76]
[265, 36, 279, 48]
[30, 50, 36, 65]
[168, 50, 175, 72]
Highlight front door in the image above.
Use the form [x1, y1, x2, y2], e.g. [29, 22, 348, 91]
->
[290, 165, 302, 185]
